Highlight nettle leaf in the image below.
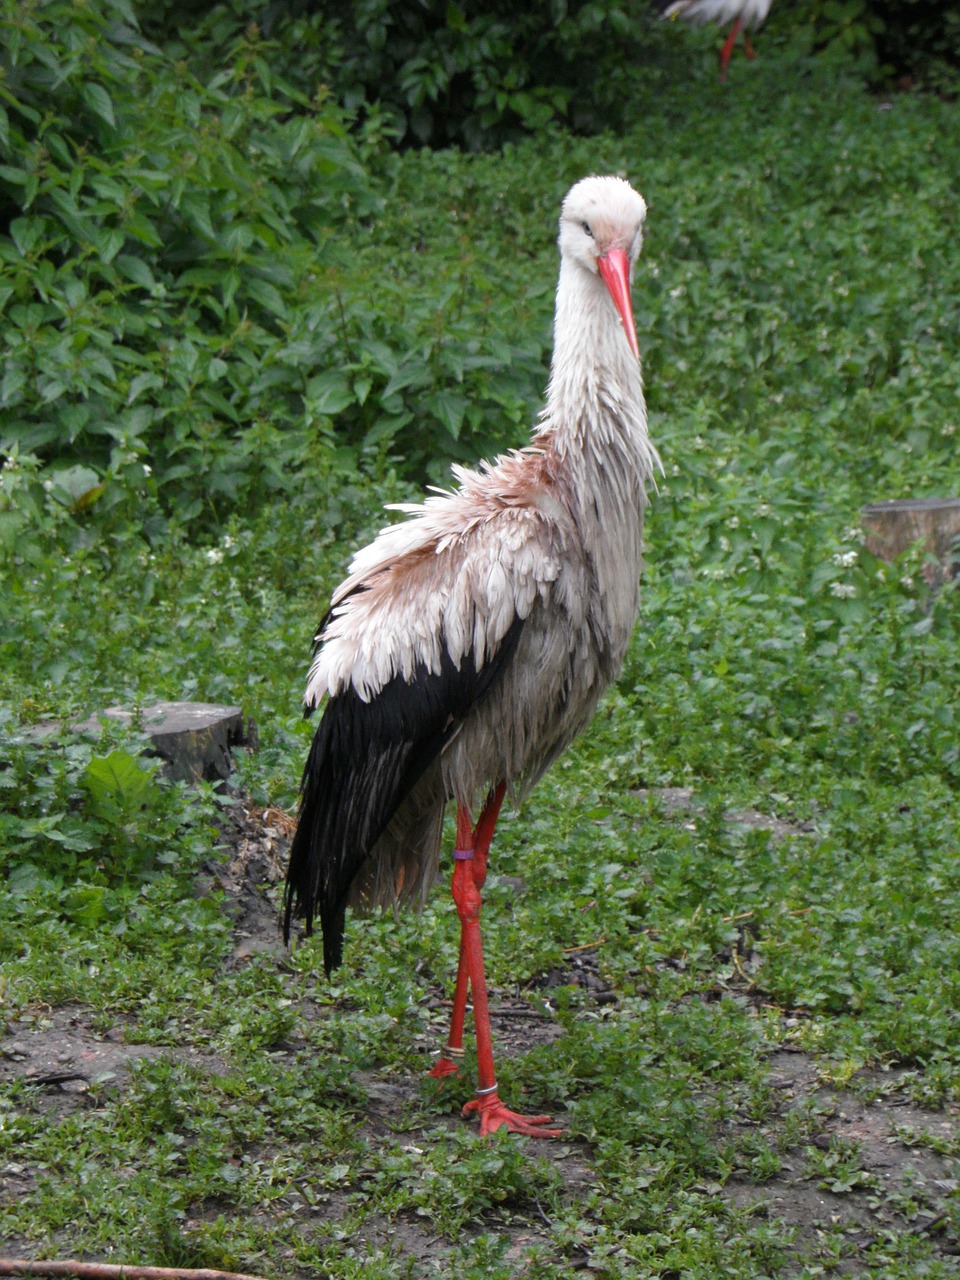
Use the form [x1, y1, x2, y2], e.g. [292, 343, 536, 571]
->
[46, 464, 104, 512]
[116, 254, 156, 290]
[363, 411, 413, 447]
[180, 195, 216, 241]
[103, 0, 138, 23]
[9, 216, 45, 256]
[0, 165, 28, 187]
[97, 227, 126, 264]
[382, 360, 431, 399]
[426, 388, 468, 439]
[0, 510, 22, 548]
[17, 814, 99, 853]
[246, 277, 287, 318]
[221, 222, 254, 255]
[83, 750, 159, 822]
[127, 371, 164, 405]
[61, 884, 111, 926]
[81, 84, 117, 129]
[306, 371, 356, 416]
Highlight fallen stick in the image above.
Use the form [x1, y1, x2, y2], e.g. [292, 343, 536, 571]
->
[0, 1262, 268, 1280]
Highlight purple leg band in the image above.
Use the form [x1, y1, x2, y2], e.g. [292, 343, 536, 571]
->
[453, 848, 475, 860]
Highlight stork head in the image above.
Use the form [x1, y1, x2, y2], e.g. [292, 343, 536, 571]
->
[558, 175, 647, 359]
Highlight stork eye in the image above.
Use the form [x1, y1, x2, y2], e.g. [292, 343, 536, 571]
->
[582, 221, 594, 238]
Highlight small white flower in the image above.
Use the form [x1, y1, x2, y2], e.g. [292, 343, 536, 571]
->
[830, 582, 856, 598]
[757, 503, 772, 517]
[833, 551, 858, 568]
[900, 575, 914, 588]
[205, 548, 224, 564]
[727, 515, 740, 529]
[143, 463, 152, 476]
[222, 534, 236, 549]
[941, 424, 956, 436]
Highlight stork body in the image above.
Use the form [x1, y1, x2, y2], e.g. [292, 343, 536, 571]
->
[284, 176, 657, 1137]
[663, 0, 773, 78]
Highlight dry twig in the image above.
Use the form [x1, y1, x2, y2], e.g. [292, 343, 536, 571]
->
[0, 1261, 268, 1280]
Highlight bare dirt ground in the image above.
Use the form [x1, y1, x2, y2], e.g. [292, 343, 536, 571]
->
[3, 796, 959, 1274]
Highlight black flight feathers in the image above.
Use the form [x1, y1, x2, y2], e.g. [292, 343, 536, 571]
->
[283, 613, 525, 974]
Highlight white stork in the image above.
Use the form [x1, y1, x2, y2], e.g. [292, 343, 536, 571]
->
[284, 175, 659, 1137]
[663, 0, 773, 79]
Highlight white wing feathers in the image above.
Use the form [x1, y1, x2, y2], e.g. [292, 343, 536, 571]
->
[662, 0, 771, 27]
[305, 469, 568, 706]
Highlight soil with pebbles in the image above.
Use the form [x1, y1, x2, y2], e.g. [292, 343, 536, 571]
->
[2, 795, 958, 1274]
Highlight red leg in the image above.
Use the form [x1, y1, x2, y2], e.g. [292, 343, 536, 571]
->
[427, 933, 469, 1080]
[719, 17, 741, 80]
[429, 787, 506, 1078]
[428, 804, 477, 1081]
[743, 32, 757, 59]
[431, 786, 560, 1138]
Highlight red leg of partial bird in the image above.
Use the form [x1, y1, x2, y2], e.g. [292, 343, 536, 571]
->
[719, 17, 741, 80]
[430, 786, 560, 1137]
[743, 32, 757, 59]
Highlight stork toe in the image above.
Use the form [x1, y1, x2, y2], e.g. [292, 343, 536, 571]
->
[462, 1091, 562, 1139]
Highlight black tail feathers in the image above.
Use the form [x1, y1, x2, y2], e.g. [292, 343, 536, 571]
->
[282, 617, 525, 974]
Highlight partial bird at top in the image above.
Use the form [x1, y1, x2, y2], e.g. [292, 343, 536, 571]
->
[284, 175, 659, 1138]
[663, 0, 773, 79]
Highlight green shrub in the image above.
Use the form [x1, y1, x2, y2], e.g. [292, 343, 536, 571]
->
[147, 0, 676, 149]
[766, 0, 960, 91]
[0, 0, 377, 537]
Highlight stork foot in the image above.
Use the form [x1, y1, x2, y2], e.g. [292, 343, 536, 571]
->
[428, 1056, 462, 1081]
[462, 1090, 562, 1138]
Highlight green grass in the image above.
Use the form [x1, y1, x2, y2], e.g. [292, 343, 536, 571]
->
[4, 46, 960, 1280]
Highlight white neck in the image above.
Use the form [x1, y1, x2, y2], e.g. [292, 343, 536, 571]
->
[537, 257, 659, 484]
[532, 253, 661, 666]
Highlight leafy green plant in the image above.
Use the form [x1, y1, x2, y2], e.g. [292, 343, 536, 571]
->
[148, 0, 677, 149]
[0, 722, 220, 923]
[0, 0, 377, 535]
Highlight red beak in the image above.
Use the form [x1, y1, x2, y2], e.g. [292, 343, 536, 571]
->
[597, 247, 639, 359]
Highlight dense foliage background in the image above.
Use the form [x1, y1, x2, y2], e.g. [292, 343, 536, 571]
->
[3, 0, 960, 1275]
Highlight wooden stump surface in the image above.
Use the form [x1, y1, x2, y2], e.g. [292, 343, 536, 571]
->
[862, 497, 960, 586]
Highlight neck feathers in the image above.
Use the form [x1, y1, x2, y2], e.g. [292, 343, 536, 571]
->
[537, 257, 660, 485]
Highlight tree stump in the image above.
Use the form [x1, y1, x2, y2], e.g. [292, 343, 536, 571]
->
[98, 702, 253, 782]
[30, 702, 255, 783]
[861, 498, 960, 588]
